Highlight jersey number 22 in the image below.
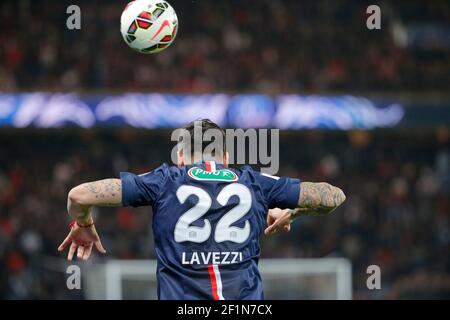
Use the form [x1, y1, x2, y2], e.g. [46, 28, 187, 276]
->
[174, 184, 251, 244]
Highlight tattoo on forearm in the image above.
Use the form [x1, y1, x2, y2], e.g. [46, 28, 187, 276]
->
[298, 182, 346, 215]
[83, 179, 122, 206]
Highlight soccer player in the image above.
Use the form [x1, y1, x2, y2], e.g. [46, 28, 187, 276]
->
[58, 119, 346, 300]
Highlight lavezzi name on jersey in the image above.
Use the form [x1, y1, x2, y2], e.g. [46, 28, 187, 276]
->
[187, 167, 239, 182]
[182, 251, 243, 265]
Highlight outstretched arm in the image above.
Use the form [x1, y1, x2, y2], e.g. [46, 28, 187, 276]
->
[67, 178, 123, 225]
[265, 182, 346, 235]
[295, 182, 346, 216]
[58, 178, 122, 261]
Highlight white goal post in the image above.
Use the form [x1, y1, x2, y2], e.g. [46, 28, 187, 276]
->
[83, 258, 352, 300]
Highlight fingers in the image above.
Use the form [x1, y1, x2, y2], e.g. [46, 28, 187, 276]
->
[266, 210, 275, 226]
[266, 217, 275, 229]
[77, 246, 85, 259]
[265, 216, 292, 235]
[94, 240, 106, 254]
[66, 242, 99, 261]
[82, 244, 93, 261]
[264, 223, 279, 235]
[58, 235, 71, 252]
[265, 226, 278, 235]
[68, 243, 77, 261]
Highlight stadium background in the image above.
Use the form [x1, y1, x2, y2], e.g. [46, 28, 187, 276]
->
[0, 0, 449, 299]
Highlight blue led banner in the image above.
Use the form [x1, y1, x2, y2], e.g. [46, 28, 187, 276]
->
[0, 93, 405, 129]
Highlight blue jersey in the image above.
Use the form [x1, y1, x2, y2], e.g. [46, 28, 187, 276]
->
[120, 161, 300, 300]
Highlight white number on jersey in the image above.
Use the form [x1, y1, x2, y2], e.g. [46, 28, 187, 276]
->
[174, 184, 252, 244]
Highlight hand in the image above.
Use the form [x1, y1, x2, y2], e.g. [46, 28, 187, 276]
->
[58, 221, 106, 261]
[265, 208, 294, 235]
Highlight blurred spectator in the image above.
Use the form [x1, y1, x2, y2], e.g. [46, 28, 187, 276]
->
[0, 0, 449, 93]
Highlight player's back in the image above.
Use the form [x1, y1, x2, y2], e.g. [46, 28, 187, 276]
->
[120, 161, 300, 300]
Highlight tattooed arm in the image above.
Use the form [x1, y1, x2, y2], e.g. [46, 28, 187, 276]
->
[67, 179, 122, 226]
[265, 182, 345, 235]
[294, 182, 346, 217]
[57, 179, 121, 260]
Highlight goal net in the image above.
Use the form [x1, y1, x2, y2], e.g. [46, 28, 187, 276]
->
[83, 258, 352, 300]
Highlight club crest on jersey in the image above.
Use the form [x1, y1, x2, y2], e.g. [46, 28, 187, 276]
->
[188, 167, 238, 182]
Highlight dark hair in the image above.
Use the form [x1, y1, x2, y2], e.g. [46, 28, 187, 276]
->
[178, 119, 226, 158]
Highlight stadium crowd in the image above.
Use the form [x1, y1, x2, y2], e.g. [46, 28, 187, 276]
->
[0, 0, 449, 93]
[0, 129, 449, 299]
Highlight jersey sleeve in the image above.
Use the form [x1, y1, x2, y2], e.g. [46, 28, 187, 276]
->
[254, 172, 300, 209]
[120, 164, 169, 207]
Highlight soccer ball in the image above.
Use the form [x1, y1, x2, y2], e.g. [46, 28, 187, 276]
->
[120, 0, 178, 54]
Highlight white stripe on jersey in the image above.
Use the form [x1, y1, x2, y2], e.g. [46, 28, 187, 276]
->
[261, 172, 280, 180]
[213, 264, 225, 300]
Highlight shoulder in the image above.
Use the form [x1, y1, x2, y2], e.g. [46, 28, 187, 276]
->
[138, 163, 181, 177]
[236, 165, 256, 175]
[121, 163, 184, 188]
[236, 165, 280, 181]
